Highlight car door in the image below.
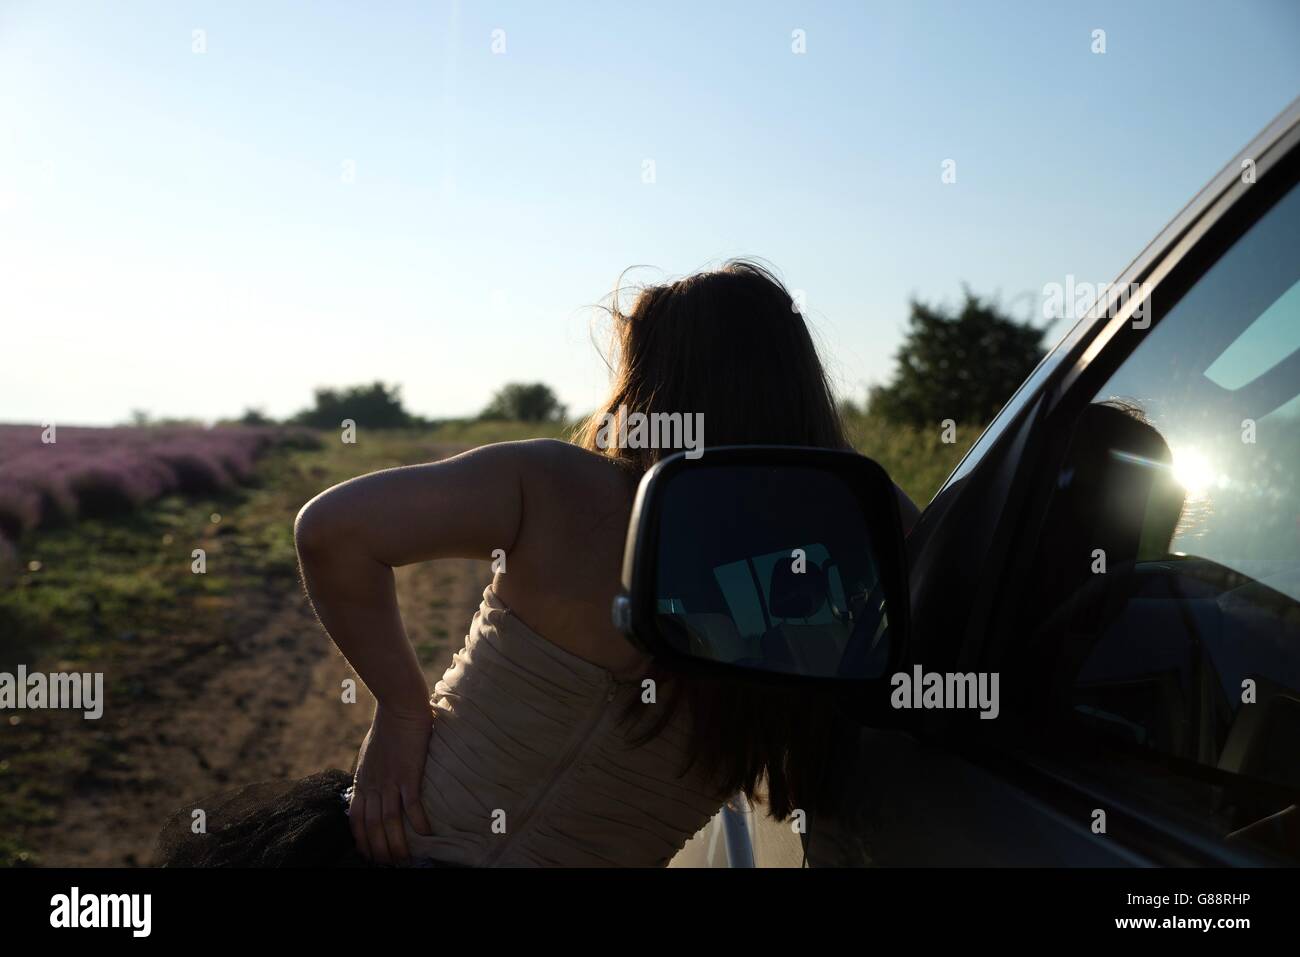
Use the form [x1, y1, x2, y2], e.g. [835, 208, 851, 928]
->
[977, 128, 1300, 867]
[801, 98, 1300, 867]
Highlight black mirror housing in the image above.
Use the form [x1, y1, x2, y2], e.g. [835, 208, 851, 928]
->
[614, 446, 910, 693]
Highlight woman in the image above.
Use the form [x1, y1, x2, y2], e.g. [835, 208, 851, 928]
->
[158, 260, 918, 867]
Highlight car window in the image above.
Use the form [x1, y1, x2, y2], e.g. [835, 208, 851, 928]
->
[1015, 175, 1300, 860]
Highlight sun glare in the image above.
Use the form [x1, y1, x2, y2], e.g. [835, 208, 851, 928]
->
[1171, 448, 1215, 497]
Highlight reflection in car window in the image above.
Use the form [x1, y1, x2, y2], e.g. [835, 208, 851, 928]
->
[1204, 281, 1300, 390]
[668, 543, 866, 676]
[1019, 176, 1300, 860]
[651, 464, 893, 681]
[1098, 181, 1300, 605]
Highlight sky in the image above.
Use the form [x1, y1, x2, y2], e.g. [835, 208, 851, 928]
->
[1, 0, 1298, 427]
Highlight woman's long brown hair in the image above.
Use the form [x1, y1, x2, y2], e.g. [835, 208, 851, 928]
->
[575, 259, 856, 821]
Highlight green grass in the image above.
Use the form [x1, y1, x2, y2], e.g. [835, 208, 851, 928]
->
[842, 409, 984, 506]
[423, 419, 575, 445]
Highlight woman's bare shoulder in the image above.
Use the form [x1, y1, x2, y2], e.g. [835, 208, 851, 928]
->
[492, 440, 640, 662]
[509, 438, 638, 502]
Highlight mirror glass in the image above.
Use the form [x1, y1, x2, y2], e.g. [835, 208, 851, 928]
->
[652, 464, 896, 679]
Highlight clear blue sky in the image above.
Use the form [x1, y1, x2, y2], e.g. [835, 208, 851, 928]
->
[2, 0, 1298, 426]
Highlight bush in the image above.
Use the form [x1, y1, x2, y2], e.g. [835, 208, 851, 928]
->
[291, 382, 417, 429]
[869, 290, 1045, 427]
[479, 383, 567, 423]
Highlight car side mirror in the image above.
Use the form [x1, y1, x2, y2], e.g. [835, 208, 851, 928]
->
[613, 446, 910, 692]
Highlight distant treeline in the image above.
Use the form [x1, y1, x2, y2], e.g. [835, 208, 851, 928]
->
[160, 288, 1047, 434]
[224, 381, 569, 432]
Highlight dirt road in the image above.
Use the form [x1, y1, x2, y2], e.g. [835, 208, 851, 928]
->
[28, 553, 486, 866]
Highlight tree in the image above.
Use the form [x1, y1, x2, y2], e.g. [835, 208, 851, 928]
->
[291, 381, 416, 429]
[236, 407, 275, 427]
[869, 290, 1045, 426]
[479, 383, 567, 423]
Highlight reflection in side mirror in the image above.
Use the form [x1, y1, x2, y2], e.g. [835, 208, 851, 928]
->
[615, 447, 910, 686]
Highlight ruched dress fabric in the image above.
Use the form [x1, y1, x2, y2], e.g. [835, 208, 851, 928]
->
[402, 584, 726, 866]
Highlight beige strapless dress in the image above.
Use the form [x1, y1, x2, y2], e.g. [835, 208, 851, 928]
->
[404, 583, 727, 866]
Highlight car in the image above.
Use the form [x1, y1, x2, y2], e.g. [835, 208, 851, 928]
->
[642, 95, 1300, 867]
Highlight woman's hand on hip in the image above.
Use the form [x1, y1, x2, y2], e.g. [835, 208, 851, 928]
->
[349, 704, 435, 865]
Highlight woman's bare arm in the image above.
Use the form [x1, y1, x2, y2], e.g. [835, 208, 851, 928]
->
[294, 441, 527, 710]
[292, 440, 531, 863]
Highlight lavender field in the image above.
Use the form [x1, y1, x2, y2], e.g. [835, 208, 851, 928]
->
[0, 424, 318, 565]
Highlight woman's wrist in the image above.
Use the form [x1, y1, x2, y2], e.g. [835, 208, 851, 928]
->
[375, 698, 433, 724]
